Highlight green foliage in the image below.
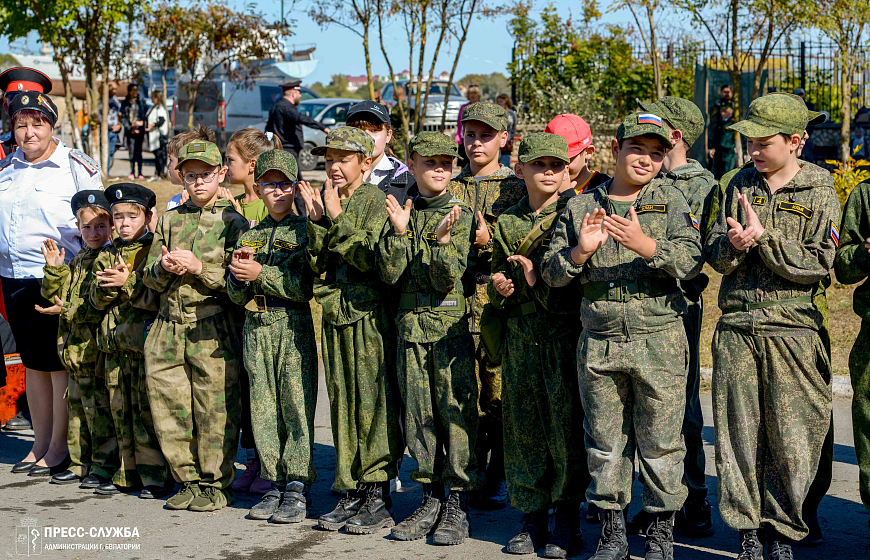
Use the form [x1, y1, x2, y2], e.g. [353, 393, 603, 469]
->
[308, 75, 368, 99]
[827, 156, 870, 204]
[456, 72, 510, 100]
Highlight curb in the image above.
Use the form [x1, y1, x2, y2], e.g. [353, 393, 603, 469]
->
[700, 367, 853, 398]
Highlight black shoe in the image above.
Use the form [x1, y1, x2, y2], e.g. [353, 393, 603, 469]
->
[737, 529, 763, 560]
[677, 497, 714, 537]
[433, 491, 471, 546]
[545, 503, 583, 558]
[318, 489, 362, 531]
[476, 477, 508, 510]
[507, 509, 549, 554]
[80, 475, 103, 489]
[766, 528, 794, 560]
[3, 411, 32, 431]
[626, 508, 652, 535]
[586, 502, 601, 523]
[95, 482, 120, 495]
[644, 512, 675, 560]
[28, 456, 71, 477]
[345, 482, 394, 534]
[50, 470, 80, 485]
[271, 482, 307, 524]
[589, 508, 629, 560]
[12, 460, 37, 474]
[798, 514, 823, 546]
[250, 488, 282, 520]
[392, 483, 444, 541]
[140, 485, 174, 499]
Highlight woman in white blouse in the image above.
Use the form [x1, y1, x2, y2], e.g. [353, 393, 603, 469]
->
[145, 90, 169, 181]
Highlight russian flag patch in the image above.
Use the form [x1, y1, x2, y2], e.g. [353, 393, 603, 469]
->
[690, 213, 700, 231]
[637, 113, 662, 127]
[830, 221, 840, 246]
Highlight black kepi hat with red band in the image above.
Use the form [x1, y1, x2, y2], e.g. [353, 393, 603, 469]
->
[0, 67, 52, 95]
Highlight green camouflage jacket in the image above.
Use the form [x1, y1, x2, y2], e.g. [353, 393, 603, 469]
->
[488, 196, 581, 343]
[835, 180, 870, 322]
[41, 246, 107, 376]
[90, 233, 158, 355]
[307, 182, 389, 326]
[542, 178, 703, 339]
[143, 198, 248, 323]
[448, 164, 526, 331]
[662, 159, 717, 221]
[705, 162, 839, 334]
[377, 192, 473, 343]
[227, 213, 314, 327]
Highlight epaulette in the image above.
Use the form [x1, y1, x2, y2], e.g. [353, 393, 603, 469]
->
[0, 152, 13, 172]
[0, 131, 11, 142]
[69, 149, 101, 176]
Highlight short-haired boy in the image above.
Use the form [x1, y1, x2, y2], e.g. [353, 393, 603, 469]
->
[490, 133, 589, 558]
[377, 131, 478, 545]
[143, 140, 248, 512]
[543, 113, 704, 560]
[165, 125, 217, 210]
[298, 128, 403, 534]
[227, 150, 317, 524]
[39, 191, 119, 492]
[544, 114, 610, 197]
[448, 102, 526, 508]
[705, 94, 839, 559]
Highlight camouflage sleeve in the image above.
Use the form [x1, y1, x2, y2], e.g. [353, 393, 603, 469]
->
[126, 273, 159, 312]
[90, 247, 122, 310]
[756, 187, 840, 285]
[429, 206, 473, 294]
[704, 185, 747, 275]
[542, 205, 582, 288]
[41, 263, 71, 302]
[835, 181, 870, 284]
[487, 217, 516, 309]
[196, 216, 247, 292]
[256, 253, 314, 303]
[306, 219, 331, 275]
[376, 219, 411, 286]
[143, 214, 175, 292]
[647, 190, 703, 280]
[226, 266, 250, 307]
[327, 199, 387, 273]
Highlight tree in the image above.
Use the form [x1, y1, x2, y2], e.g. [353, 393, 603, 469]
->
[309, 0, 378, 100]
[616, 0, 664, 99]
[456, 72, 510, 100]
[438, 0, 481, 132]
[143, 2, 197, 100]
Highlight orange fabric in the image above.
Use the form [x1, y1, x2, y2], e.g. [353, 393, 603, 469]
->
[0, 356, 25, 424]
[574, 170, 599, 195]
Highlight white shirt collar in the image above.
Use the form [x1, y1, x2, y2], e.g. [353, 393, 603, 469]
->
[11, 138, 66, 166]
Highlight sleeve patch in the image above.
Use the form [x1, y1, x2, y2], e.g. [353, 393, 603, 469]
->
[777, 200, 813, 219]
[636, 204, 667, 214]
[689, 213, 700, 231]
[752, 196, 766, 206]
[69, 150, 100, 176]
[423, 232, 438, 242]
[830, 221, 840, 246]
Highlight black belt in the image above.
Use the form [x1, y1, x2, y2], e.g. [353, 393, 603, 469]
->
[398, 292, 466, 313]
[583, 278, 678, 302]
[245, 294, 304, 313]
[721, 296, 813, 314]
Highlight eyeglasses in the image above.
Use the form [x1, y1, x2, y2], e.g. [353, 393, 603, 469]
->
[182, 169, 219, 184]
[258, 181, 296, 194]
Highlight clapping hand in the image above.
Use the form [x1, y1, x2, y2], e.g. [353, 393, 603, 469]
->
[41, 239, 65, 267]
[228, 247, 262, 281]
[436, 205, 462, 244]
[96, 255, 132, 288]
[160, 245, 187, 275]
[386, 195, 412, 235]
[219, 187, 243, 215]
[604, 206, 656, 259]
[35, 295, 63, 315]
[507, 254, 537, 287]
[727, 194, 764, 251]
[570, 208, 608, 265]
[473, 211, 490, 248]
[298, 181, 324, 222]
[169, 247, 203, 276]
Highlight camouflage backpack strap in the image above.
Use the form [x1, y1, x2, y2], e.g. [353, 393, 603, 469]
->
[515, 208, 566, 257]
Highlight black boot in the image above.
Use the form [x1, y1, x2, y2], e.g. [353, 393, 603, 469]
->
[345, 482, 394, 534]
[545, 502, 583, 559]
[589, 508, 629, 560]
[507, 509, 549, 554]
[317, 488, 362, 531]
[766, 527, 794, 560]
[433, 491, 471, 545]
[676, 496, 714, 537]
[736, 529, 763, 560]
[391, 483, 444, 541]
[644, 512, 675, 560]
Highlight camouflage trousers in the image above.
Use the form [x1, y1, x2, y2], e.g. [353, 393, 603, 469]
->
[243, 311, 318, 487]
[322, 306, 403, 491]
[712, 325, 831, 541]
[579, 326, 689, 512]
[144, 312, 241, 490]
[850, 320, 870, 513]
[100, 353, 139, 488]
[681, 299, 707, 499]
[67, 373, 119, 480]
[397, 334, 482, 491]
[503, 327, 588, 513]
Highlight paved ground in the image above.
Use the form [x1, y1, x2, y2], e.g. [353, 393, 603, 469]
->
[1, 373, 867, 560]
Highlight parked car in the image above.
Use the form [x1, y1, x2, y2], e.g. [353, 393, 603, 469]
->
[380, 80, 465, 132]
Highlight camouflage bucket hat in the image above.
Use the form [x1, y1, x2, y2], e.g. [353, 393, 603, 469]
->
[461, 101, 508, 131]
[255, 149, 298, 182]
[409, 131, 459, 158]
[176, 140, 222, 170]
[727, 93, 810, 138]
[310, 126, 374, 157]
[637, 96, 705, 146]
[616, 112, 673, 149]
[518, 132, 569, 163]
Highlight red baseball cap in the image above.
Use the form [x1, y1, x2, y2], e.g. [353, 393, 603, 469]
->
[544, 114, 592, 158]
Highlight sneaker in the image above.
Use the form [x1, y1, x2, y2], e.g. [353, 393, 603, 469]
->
[188, 486, 230, 512]
[147, 176, 160, 183]
[391, 483, 444, 541]
[545, 503, 583, 558]
[644, 512, 675, 560]
[166, 482, 201, 510]
[232, 460, 261, 492]
[249, 474, 273, 495]
[506, 509, 549, 554]
[390, 476, 402, 493]
[271, 482, 308, 524]
[137, 174, 145, 180]
[249, 488, 282, 520]
[737, 529, 763, 560]
[345, 482, 395, 534]
[128, 173, 135, 179]
[318, 489, 362, 531]
[432, 491, 471, 546]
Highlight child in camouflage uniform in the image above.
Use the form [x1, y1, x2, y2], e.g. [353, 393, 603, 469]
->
[448, 101, 526, 508]
[490, 133, 589, 558]
[376, 131, 478, 545]
[706, 94, 839, 560]
[143, 140, 248, 512]
[38, 191, 119, 493]
[543, 113, 704, 560]
[298, 127, 403, 534]
[227, 150, 317, 524]
[91, 184, 172, 499]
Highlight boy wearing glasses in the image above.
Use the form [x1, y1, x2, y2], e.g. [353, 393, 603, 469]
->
[143, 140, 249, 512]
[227, 150, 317, 524]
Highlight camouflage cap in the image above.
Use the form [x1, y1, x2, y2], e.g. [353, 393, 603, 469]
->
[727, 93, 816, 138]
[461, 101, 508, 131]
[767, 91, 827, 126]
[616, 112, 673, 149]
[254, 149, 298, 182]
[408, 131, 458, 158]
[517, 132, 569, 163]
[310, 126, 374, 157]
[637, 96, 705, 146]
[176, 140, 222, 170]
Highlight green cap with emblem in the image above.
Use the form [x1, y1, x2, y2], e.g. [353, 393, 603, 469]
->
[637, 96, 704, 146]
[461, 101, 508, 131]
[517, 132, 569, 163]
[727, 92, 825, 138]
[408, 131, 459, 158]
[254, 149, 298, 182]
[310, 126, 374, 157]
[175, 140, 222, 170]
[617, 112, 673, 149]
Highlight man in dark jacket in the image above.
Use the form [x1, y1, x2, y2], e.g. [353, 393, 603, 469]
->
[265, 80, 330, 179]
